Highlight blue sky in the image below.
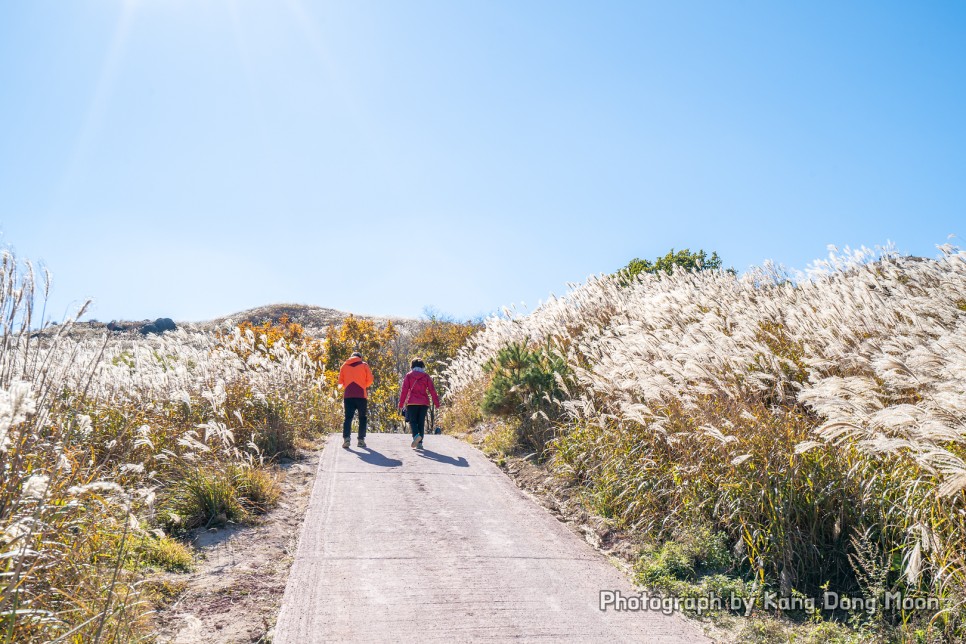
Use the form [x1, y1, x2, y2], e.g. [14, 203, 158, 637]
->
[1, 1, 963, 323]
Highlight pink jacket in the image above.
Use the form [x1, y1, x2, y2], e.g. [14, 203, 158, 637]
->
[399, 370, 440, 408]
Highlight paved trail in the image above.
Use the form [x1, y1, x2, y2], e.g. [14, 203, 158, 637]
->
[274, 434, 708, 643]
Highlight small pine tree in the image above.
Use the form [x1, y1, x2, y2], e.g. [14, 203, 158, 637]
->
[617, 248, 731, 286]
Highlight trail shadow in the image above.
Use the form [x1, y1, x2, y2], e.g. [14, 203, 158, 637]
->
[417, 448, 469, 468]
[352, 447, 403, 468]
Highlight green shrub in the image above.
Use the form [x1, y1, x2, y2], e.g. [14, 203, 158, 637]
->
[737, 619, 791, 643]
[481, 342, 568, 453]
[481, 343, 565, 416]
[234, 465, 281, 515]
[636, 525, 733, 587]
[616, 248, 730, 286]
[160, 467, 248, 531]
[142, 534, 194, 572]
[159, 463, 282, 533]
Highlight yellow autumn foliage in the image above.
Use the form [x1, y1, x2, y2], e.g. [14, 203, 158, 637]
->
[320, 316, 403, 432]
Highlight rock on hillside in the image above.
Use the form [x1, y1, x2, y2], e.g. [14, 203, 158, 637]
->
[139, 318, 178, 335]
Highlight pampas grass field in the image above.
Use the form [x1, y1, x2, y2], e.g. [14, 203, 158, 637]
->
[444, 244, 966, 641]
[4, 240, 965, 642]
[0, 250, 332, 642]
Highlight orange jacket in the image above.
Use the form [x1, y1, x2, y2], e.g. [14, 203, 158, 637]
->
[338, 356, 374, 399]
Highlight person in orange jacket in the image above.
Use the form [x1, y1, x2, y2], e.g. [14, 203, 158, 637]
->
[338, 351, 374, 449]
[398, 358, 439, 450]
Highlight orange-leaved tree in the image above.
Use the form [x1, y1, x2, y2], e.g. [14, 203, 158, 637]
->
[321, 316, 402, 431]
[410, 315, 481, 397]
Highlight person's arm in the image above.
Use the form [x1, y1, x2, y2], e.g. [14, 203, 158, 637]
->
[337, 366, 346, 390]
[364, 364, 374, 389]
[428, 377, 440, 408]
[398, 374, 410, 409]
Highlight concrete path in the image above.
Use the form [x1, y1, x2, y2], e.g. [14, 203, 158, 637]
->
[274, 434, 709, 643]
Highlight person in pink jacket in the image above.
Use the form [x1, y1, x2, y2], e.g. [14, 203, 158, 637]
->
[398, 358, 440, 449]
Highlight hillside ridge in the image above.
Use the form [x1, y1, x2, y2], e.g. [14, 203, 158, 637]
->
[59, 303, 418, 337]
[208, 302, 415, 334]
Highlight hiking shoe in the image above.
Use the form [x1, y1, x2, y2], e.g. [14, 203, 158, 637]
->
[342, 438, 350, 449]
[416, 436, 424, 449]
[357, 438, 366, 449]
[411, 437, 418, 448]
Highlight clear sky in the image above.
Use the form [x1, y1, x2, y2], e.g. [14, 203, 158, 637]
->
[1, 1, 963, 323]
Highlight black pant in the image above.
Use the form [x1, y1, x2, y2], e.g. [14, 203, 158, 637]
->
[407, 405, 428, 438]
[343, 398, 368, 439]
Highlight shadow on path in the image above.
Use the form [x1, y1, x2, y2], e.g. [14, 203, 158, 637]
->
[351, 448, 403, 468]
[417, 448, 469, 467]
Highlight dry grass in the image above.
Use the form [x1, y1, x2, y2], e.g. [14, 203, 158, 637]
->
[0, 250, 328, 642]
[445, 244, 966, 641]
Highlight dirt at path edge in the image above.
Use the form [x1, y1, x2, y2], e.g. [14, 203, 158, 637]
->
[150, 444, 323, 644]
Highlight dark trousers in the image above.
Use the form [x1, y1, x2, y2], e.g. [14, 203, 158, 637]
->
[343, 398, 368, 439]
[407, 405, 428, 438]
